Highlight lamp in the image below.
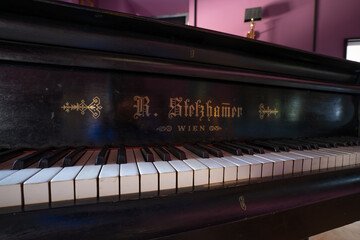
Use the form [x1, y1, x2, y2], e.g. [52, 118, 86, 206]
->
[244, 7, 262, 39]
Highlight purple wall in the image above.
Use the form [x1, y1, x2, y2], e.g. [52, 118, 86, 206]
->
[316, 0, 360, 58]
[97, 0, 188, 17]
[189, 0, 315, 52]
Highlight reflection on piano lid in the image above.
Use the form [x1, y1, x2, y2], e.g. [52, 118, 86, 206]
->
[1, 0, 360, 239]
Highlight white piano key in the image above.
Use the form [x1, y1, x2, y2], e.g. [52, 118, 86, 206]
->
[178, 147, 209, 187]
[277, 153, 304, 174]
[149, 148, 162, 162]
[267, 153, 294, 175]
[75, 165, 102, 200]
[133, 149, 145, 162]
[232, 155, 262, 179]
[51, 166, 83, 203]
[106, 150, 118, 164]
[119, 163, 139, 197]
[126, 149, 136, 163]
[295, 150, 328, 170]
[276, 152, 310, 173]
[318, 149, 342, 168]
[292, 151, 321, 171]
[223, 157, 250, 181]
[322, 149, 347, 167]
[311, 150, 334, 169]
[212, 158, 237, 182]
[183, 158, 209, 188]
[0, 168, 40, 208]
[23, 167, 62, 206]
[345, 149, 357, 165]
[168, 160, 193, 191]
[196, 158, 223, 185]
[98, 164, 119, 198]
[136, 161, 158, 196]
[254, 153, 283, 176]
[251, 155, 274, 178]
[0, 170, 17, 181]
[328, 148, 354, 166]
[153, 161, 176, 194]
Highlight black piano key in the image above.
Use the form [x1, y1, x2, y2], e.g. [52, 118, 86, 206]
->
[314, 138, 343, 147]
[327, 137, 353, 146]
[340, 136, 360, 145]
[247, 141, 281, 152]
[268, 140, 303, 151]
[0, 149, 24, 164]
[310, 138, 338, 148]
[12, 148, 52, 170]
[232, 141, 267, 154]
[141, 146, 154, 162]
[117, 145, 127, 164]
[223, 141, 254, 154]
[62, 146, 87, 166]
[154, 146, 171, 161]
[293, 139, 319, 149]
[286, 140, 312, 150]
[164, 145, 186, 160]
[213, 142, 242, 156]
[196, 143, 223, 157]
[96, 145, 109, 165]
[299, 139, 330, 148]
[184, 143, 209, 158]
[38, 146, 70, 168]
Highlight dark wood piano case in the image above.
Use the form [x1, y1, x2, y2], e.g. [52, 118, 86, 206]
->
[0, 0, 360, 239]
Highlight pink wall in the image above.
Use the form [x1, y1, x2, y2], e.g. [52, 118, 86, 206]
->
[97, 0, 135, 15]
[316, 0, 360, 58]
[97, 0, 188, 17]
[189, 0, 315, 52]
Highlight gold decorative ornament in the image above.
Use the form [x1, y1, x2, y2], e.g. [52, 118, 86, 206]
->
[259, 103, 279, 119]
[61, 96, 102, 119]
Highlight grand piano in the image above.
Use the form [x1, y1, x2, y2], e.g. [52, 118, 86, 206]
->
[1, 0, 360, 239]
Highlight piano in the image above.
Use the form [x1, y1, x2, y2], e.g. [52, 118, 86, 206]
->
[1, 0, 360, 239]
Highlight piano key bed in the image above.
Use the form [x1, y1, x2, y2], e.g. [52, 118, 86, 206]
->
[1, 139, 360, 211]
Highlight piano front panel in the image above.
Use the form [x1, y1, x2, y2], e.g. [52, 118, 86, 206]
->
[0, 63, 357, 148]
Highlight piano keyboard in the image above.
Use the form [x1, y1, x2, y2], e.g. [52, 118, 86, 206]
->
[1, 139, 360, 211]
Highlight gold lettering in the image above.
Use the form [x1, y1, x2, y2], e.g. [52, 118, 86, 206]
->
[200, 125, 205, 131]
[178, 125, 186, 132]
[133, 96, 150, 119]
[238, 107, 243, 117]
[231, 107, 237, 118]
[184, 99, 190, 117]
[206, 100, 213, 121]
[214, 106, 220, 117]
[169, 97, 182, 119]
[189, 105, 195, 117]
[195, 100, 205, 121]
[221, 103, 231, 118]
[193, 125, 198, 131]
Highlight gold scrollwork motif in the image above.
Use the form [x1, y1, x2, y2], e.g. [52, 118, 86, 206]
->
[209, 125, 222, 131]
[239, 195, 247, 211]
[259, 103, 279, 120]
[61, 96, 102, 119]
[156, 125, 173, 132]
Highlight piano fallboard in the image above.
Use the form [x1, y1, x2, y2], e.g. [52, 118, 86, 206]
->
[0, 61, 358, 148]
